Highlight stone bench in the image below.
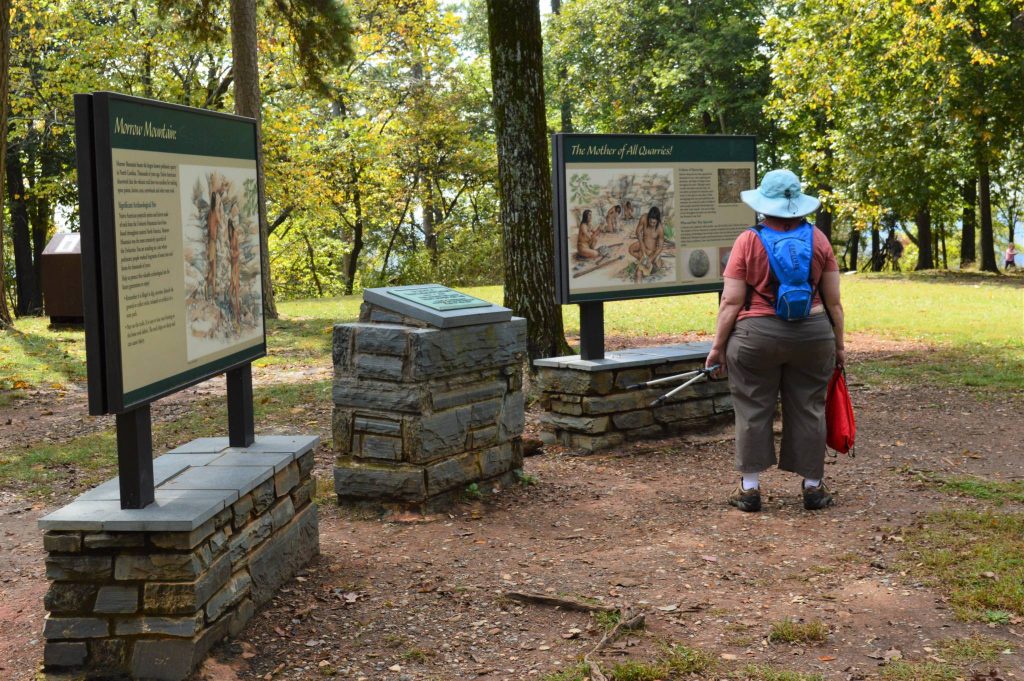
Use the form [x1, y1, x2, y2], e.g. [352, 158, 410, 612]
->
[38, 435, 320, 681]
[534, 342, 733, 451]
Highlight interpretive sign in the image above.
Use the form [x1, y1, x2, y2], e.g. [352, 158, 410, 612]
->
[388, 284, 492, 311]
[552, 133, 757, 304]
[75, 92, 266, 415]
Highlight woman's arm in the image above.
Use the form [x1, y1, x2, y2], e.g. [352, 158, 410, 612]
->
[705, 276, 747, 377]
[819, 270, 845, 367]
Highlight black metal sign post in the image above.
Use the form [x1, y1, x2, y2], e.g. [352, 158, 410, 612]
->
[579, 301, 605, 360]
[116, 407, 155, 508]
[227, 363, 255, 447]
[75, 92, 268, 509]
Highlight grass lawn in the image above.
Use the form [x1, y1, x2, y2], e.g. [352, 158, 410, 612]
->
[0, 380, 330, 498]
[905, 510, 1024, 622]
[1, 271, 1022, 395]
[272, 273, 1024, 391]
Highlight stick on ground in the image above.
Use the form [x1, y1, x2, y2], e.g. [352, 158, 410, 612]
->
[502, 591, 617, 613]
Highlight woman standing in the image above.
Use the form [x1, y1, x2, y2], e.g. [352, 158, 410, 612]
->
[705, 169, 845, 512]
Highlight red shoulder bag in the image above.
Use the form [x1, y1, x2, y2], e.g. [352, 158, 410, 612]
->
[826, 367, 856, 455]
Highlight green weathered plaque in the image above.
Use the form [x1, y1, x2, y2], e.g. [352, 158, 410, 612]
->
[388, 285, 492, 311]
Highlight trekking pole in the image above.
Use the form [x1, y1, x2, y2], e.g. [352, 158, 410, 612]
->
[625, 365, 720, 407]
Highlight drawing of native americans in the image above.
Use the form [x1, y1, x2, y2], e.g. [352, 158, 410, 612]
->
[182, 169, 261, 346]
[567, 170, 677, 287]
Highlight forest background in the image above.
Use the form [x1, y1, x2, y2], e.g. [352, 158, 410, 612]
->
[2, 0, 1023, 321]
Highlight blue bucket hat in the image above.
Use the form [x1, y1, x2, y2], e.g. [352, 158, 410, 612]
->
[740, 169, 820, 218]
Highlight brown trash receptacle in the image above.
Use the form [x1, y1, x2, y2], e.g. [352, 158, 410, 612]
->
[42, 233, 84, 325]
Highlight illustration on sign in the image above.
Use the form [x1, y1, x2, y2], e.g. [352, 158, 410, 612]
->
[552, 133, 757, 304]
[181, 165, 263, 361]
[566, 168, 677, 288]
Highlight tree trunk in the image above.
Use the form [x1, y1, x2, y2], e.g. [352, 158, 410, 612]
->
[6, 144, 38, 315]
[230, 0, 277, 318]
[0, 0, 11, 327]
[486, 0, 567, 360]
[422, 185, 437, 264]
[961, 178, 976, 267]
[812, 115, 833, 241]
[816, 203, 832, 242]
[345, 174, 363, 296]
[849, 228, 859, 271]
[302, 234, 323, 297]
[870, 227, 881, 271]
[914, 207, 933, 270]
[977, 162, 997, 272]
[30, 129, 59, 312]
[940, 221, 948, 269]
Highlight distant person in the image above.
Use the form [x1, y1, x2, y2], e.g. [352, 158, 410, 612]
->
[705, 169, 844, 513]
[1005, 244, 1017, 271]
[628, 206, 664, 281]
[604, 204, 622, 233]
[576, 209, 601, 259]
[886, 231, 903, 271]
[623, 200, 635, 221]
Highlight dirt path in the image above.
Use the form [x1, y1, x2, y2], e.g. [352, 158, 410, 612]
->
[1, 341, 1023, 680]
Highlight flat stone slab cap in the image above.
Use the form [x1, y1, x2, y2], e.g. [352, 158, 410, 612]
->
[164, 437, 232, 454]
[216, 435, 318, 455]
[75, 454, 225, 502]
[532, 341, 712, 372]
[39, 434, 320, 532]
[37, 489, 230, 532]
[364, 285, 512, 328]
[206, 451, 294, 473]
[158, 465, 272, 503]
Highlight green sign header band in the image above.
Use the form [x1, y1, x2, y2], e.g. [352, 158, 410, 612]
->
[563, 134, 755, 164]
[107, 96, 258, 160]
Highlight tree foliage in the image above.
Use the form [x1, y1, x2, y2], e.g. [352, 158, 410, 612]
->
[766, 0, 1024, 270]
[4, 0, 1024, 324]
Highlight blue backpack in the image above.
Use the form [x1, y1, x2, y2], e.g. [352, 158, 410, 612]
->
[748, 221, 816, 321]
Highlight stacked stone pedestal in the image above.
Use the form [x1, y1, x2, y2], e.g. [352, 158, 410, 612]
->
[535, 343, 733, 452]
[332, 302, 526, 510]
[39, 436, 320, 680]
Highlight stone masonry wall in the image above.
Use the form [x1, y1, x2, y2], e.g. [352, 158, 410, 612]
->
[41, 450, 318, 681]
[538, 358, 733, 452]
[333, 303, 526, 510]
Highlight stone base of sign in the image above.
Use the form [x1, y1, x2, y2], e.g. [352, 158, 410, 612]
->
[332, 302, 526, 511]
[38, 435, 320, 681]
[534, 343, 733, 452]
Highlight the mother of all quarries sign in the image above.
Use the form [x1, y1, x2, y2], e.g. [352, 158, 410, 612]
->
[551, 133, 757, 304]
[76, 92, 267, 415]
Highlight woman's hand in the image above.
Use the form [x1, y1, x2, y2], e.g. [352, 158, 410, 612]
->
[836, 348, 846, 368]
[706, 347, 726, 378]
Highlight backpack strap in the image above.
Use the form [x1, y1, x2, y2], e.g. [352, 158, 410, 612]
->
[804, 223, 837, 328]
[744, 226, 766, 310]
[749, 224, 780, 307]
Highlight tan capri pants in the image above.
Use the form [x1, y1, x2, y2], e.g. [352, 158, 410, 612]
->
[725, 314, 836, 480]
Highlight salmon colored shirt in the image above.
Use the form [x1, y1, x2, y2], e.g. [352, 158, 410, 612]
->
[723, 223, 839, 321]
